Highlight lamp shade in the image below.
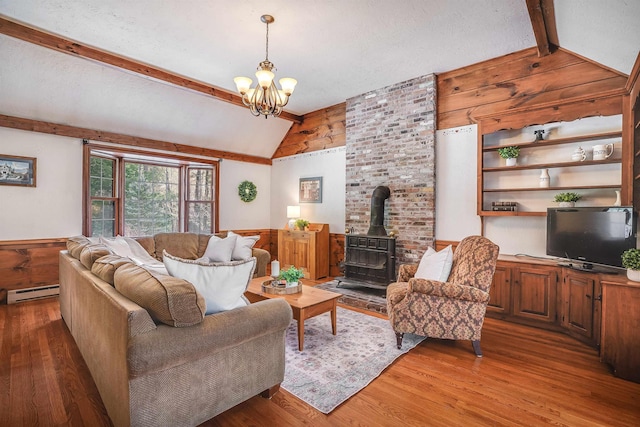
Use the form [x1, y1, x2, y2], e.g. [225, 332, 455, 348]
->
[233, 76, 252, 94]
[287, 205, 300, 218]
[279, 77, 297, 95]
[256, 69, 275, 88]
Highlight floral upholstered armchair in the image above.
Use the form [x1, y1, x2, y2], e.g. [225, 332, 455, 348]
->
[387, 236, 499, 357]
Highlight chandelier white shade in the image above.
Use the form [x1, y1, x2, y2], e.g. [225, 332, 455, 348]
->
[234, 15, 297, 118]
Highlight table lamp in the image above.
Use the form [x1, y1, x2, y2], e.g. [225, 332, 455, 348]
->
[287, 205, 300, 229]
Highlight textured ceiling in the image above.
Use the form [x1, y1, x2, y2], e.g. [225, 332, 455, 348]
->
[0, 0, 638, 159]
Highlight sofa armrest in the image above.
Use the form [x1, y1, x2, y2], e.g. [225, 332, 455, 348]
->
[252, 247, 270, 277]
[127, 298, 292, 377]
[408, 278, 490, 304]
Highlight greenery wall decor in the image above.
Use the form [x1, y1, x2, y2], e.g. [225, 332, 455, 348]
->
[238, 180, 257, 202]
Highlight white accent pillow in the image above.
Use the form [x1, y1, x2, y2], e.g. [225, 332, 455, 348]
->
[415, 245, 454, 282]
[200, 234, 238, 263]
[227, 230, 259, 260]
[163, 251, 256, 315]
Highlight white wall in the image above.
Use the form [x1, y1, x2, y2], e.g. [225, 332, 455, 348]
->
[435, 115, 623, 257]
[0, 127, 83, 240]
[435, 125, 482, 241]
[271, 147, 346, 233]
[0, 127, 273, 240]
[219, 159, 271, 230]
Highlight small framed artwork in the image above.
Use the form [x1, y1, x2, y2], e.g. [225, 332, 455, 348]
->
[299, 177, 322, 203]
[0, 155, 37, 187]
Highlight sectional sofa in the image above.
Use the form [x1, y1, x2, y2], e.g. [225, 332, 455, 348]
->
[59, 232, 292, 427]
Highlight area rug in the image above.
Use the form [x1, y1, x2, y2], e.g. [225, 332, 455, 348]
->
[314, 279, 388, 314]
[281, 307, 425, 414]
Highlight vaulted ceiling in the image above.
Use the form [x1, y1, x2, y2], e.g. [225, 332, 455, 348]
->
[0, 1, 638, 160]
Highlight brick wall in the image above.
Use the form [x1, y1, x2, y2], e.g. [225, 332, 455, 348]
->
[345, 74, 436, 265]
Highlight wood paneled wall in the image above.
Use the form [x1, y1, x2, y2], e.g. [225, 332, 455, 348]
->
[272, 103, 346, 158]
[0, 239, 67, 295]
[436, 47, 627, 129]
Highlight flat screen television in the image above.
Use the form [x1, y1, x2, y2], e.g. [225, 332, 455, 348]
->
[546, 206, 637, 270]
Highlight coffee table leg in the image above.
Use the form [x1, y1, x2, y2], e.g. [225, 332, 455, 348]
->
[297, 317, 304, 351]
[331, 302, 337, 335]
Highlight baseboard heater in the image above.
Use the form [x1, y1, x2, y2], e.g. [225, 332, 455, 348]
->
[8, 285, 60, 304]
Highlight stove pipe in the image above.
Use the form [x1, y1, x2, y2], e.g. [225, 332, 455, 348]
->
[367, 186, 390, 236]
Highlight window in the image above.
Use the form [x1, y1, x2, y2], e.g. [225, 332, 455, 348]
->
[89, 155, 117, 237]
[84, 144, 218, 237]
[186, 167, 214, 234]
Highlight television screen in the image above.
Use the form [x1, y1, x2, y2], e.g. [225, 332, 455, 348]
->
[546, 207, 636, 269]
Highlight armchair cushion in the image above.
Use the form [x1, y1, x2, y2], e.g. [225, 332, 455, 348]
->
[408, 278, 490, 303]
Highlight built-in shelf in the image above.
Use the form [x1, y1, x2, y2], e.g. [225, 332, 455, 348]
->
[482, 131, 622, 152]
[479, 116, 624, 218]
[479, 210, 546, 217]
[483, 184, 621, 193]
[483, 158, 621, 172]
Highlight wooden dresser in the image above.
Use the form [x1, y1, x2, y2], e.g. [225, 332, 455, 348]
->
[277, 223, 329, 280]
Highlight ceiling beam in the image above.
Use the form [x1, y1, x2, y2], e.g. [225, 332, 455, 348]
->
[0, 16, 304, 124]
[0, 114, 272, 165]
[525, 0, 558, 57]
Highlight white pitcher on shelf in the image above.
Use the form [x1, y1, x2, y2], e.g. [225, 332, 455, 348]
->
[593, 143, 613, 161]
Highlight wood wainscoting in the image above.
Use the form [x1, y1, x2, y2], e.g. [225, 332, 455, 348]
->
[0, 238, 67, 296]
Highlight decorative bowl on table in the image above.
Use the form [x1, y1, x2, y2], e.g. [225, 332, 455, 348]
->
[261, 279, 302, 295]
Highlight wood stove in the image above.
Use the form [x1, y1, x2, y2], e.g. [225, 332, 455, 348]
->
[339, 234, 396, 289]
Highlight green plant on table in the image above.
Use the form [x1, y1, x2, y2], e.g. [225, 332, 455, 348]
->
[497, 146, 520, 159]
[295, 219, 310, 230]
[553, 192, 582, 202]
[279, 266, 304, 283]
[622, 249, 640, 270]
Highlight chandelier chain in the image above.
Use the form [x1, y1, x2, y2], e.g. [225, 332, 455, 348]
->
[265, 20, 269, 61]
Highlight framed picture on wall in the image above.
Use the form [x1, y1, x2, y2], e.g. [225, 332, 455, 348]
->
[0, 154, 36, 187]
[299, 177, 322, 203]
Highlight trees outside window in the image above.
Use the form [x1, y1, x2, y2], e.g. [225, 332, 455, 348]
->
[89, 156, 117, 237]
[186, 167, 214, 234]
[84, 145, 217, 237]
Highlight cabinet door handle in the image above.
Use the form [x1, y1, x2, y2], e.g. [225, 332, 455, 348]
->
[586, 294, 591, 299]
[594, 294, 602, 301]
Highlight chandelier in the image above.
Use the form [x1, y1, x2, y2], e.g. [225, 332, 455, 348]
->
[234, 15, 297, 118]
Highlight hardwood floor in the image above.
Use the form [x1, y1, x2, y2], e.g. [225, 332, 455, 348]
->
[1, 297, 638, 426]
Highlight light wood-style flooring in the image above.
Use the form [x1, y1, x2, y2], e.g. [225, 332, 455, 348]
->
[1, 296, 639, 426]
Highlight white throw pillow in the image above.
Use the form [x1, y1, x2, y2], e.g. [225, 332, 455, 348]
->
[163, 251, 256, 315]
[227, 230, 259, 260]
[201, 234, 238, 263]
[414, 245, 454, 282]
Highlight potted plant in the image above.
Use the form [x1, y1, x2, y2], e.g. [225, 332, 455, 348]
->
[279, 266, 304, 286]
[295, 219, 310, 231]
[497, 146, 520, 166]
[621, 248, 640, 282]
[553, 192, 582, 207]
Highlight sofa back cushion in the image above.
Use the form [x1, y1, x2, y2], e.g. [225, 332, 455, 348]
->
[67, 236, 92, 260]
[114, 263, 205, 327]
[79, 244, 113, 270]
[91, 255, 132, 285]
[132, 236, 156, 258]
[155, 232, 200, 260]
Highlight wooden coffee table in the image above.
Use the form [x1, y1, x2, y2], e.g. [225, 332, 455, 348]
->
[245, 276, 341, 351]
